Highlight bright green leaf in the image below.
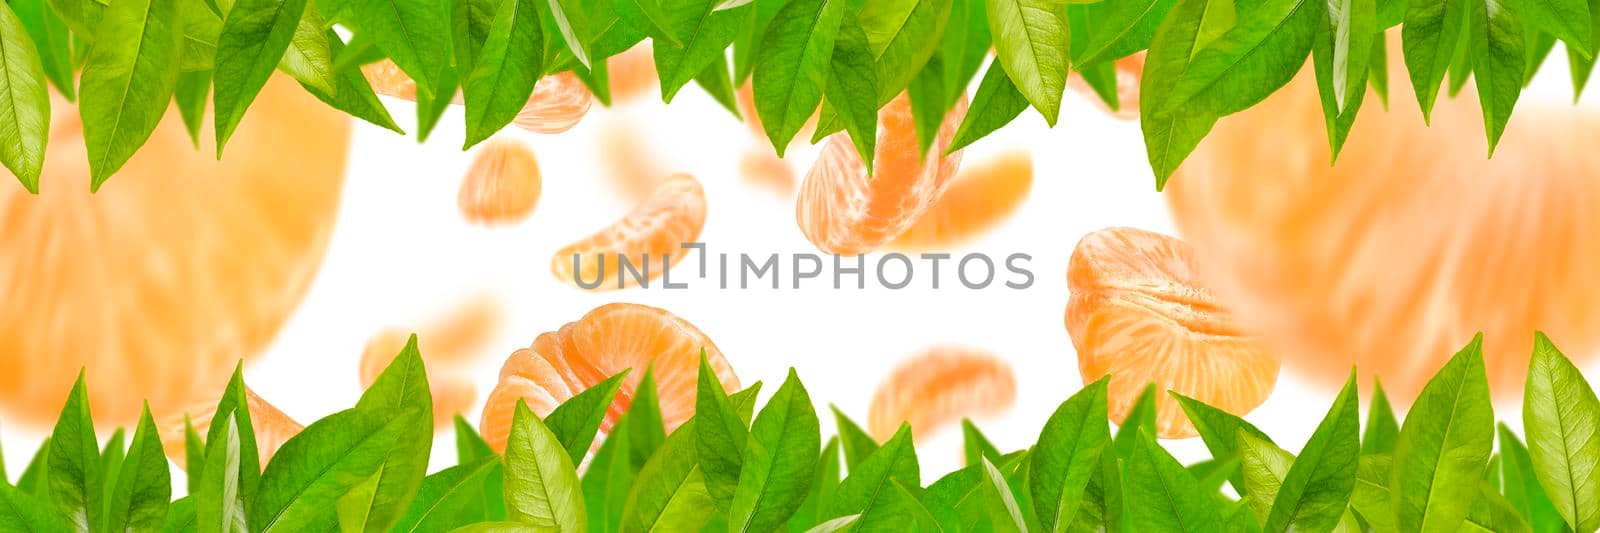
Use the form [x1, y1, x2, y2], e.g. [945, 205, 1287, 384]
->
[1029, 376, 1111, 533]
[1524, 331, 1600, 532]
[828, 424, 919, 531]
[985, 0, 1069, 124]
[78, 0, 182, 189]
[1363, 377, 1400, 454]
[1159, 0, 1319, 117]
[501, 400, 585, 532]
[1077, 0, 1178, 64]
[1140, 0, 1221, 189]
[46, 372, 100, 531]
[948, 59, 1028, 154]
[0, 1, 50, 193]
[545, 370, 630, 465]
[102, 406, 171, 532]
[730, 369, 822, 533]
[653, 0, 745, 101]
[9, 0, 74, 101]
[463, 0, 544, 148]
[695, 351, 750, 511]
[1349, 454, 1394, 532]
[1172, 390, 1272, 496]
[1403, 0, 1471, 121]
[250, 407, 424, 531]
[392, 457, 502, 532]
[211, 0, 308, 154]
[1469, 0, 1525, 155]
[1113, 383, 1157, 459]
[1392, 333, 1494, 532]
[753, 0, 844, 156]
[1126, 428, 1220, 532]
[825, 10, 878, 167]
[1264, 371, 1359, 533]
[348, 334, 435, 532]
[1498, 424, 1568, 533]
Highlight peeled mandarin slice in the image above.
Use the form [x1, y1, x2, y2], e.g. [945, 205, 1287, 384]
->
[459, 138, 542, 225]
[363, 60, 426, 101]
[1067, 53, 1143, 120]
[890, 150, 1032, 250]
[0, 75, 348, 427]
[739, 148, 796, 195]
[795, 94, 969, 254]
[479, 303, 738, 452]
[1066, 227, 1278, 439]
[158, 385, 304, 468]
[867, 346, 1017, 442]
[608, 45, 659, 104]
[551, 173, 707, 290]
[357, 295, 504, 385]
[1166, 31, 1600, 399]
[513, 71, 593, 134]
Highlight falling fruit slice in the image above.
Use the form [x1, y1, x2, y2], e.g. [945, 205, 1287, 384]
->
[608, 45, 659, 105]
[358, 295, 504, 385]
[889, 150, 1032, 250]
[598, 117, 670, 203]
[1166, 32, 1600, 399]
[551, 173, 707, 290]
[479, 303, 739, 452]
[158, 385, 304, 467]
[363, 61, 591, 133]
[867, 346, 1017, 442]
[796, 94, 969, 254]
[1066, 227, 1278, 438]
[458, 138, 542, 225]
[1067, 53, 1143, 120]
[0, 75, 348, 427]
[734, 84, 797, 194]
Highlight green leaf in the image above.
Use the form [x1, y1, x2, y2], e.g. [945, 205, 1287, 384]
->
[250, 407, 424, 531]
[801, 514, 859, 532]
[162, 496, 197, 532]
[1172, 391, 1272, 496]
[417, 70, 459, 142]
[276, 6, 337, 96]
[299, 30, 403, 133]
[831, 407, 879, 470]
[102, 405, 171, 532]
[1362, 377, 1400, 454]
[1237, 430, 1294, 523]
[1524, 28, 1557, 85]
[501, 400, 585, 531]
[545, 370, 630, 465]
[46, 0, 100, 37]
[695, 351, 750, 512]
[1159, 0, 1319, 117]
[941, 0, 990, 107]
[861, 0, 950, 103]
[1569, 40, 1595, 100]
[624, 367, 667, 471]
[211, 0, 307, 153]
[1498, 424, 1568, 533]
[1029, 376, 1111, 533]
[948, 59, 1028, 154]
[825, 10, 878, 168]
[1349, 454, 1394, 532]
[828, 424, 920, 531]
[174, 70, 211, 148]
[1515, 0, 1591, 55]
[18, 437, 51, 499]
[46, 372, 100, 531]
[180, 417, 204, 495]
[962, 419, 1002, 468]
[78, 0, 182, 189]
[1310, 0, 1375, 159]
[1403, 0, 1471, 121]
[1068, 4, 1123, 111]
[1524, 331, 1600, 532]
[731, 0, 787, 83]
[452, 416, 507, 522]
[9, 0, 74, 101]
[580, 423, 631, 533]
[653, 0, 745, 101]
[1469, 0, 1525, 155]
[99, 428, 126, 498]
[1461, 481, 1534, 532]
[1077, 0, 1178, 64]
[980, 457, 1029, 532]
[448, 521, 542, 532]
[730, 369, 822, 532]
[346, 334, 435, 532]
[753, 0, 844, 156]
[1264, 371, 1359, 533]
[392, 457, 502, 532]
[906, 57, 945, 156]
[1126, 428, 1220, 532]
[1392, 333, 1494, 532]
[349, 0, 451, 97]
[1188, 456, 1239, 494]
[1447, 9, 1475, 96]
[0, 482, 70, 532]
[985, 0, 1069, 124]
[196, 412, 247, 533]
[1140, 0, 1221, 190]
[1113, 383, 1157, 459]
[694, 52, 742, 116]
[621, 386, 762, 530]
[785, 437, 841, 531]
[463, 0, 544, 148]
[540, 0, 592, 67]
[0, 1, 50, 193]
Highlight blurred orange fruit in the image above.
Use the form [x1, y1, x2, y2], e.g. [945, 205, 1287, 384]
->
[551, 173, 707, 290]
[889, 150, 1032, 250]
[159, 385, 304, 468]
[1166, 32, 1600, 399]
[598, 117, 670, 203]
[458, 138, 541, 225]
[479, 303, 739, 452]
[1068, 53, 1143, 120]
[796, 94, 969, 254]
[867, 346, 1016, 442]
[0, 75, 348, 427]
[608, 45, 659, 104]
[1067, 227, 1277, 438]
[734, 85, 798, 194]
[363, 62, 591, 133]
[357, 295, 504, 385]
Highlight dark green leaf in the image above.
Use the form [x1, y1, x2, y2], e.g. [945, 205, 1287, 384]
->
[962, 419, 1002, 468]
[1113, 383, 1157, 459]
[581, 423, 631, 533]
[906, 56, 944, 157]
[46, 372, 100, 531]
[1140, 0, 1221, 189]
[730, 369, 821, 533]
[693, 52, 742, 116]
[948, 59, 1028, 153]
[653, 0, 745, 100]
[826, 10, 878, 167]
[1077, 0, 1178, 64]
[830, 407, 878, 471]
[212, 0, 307, 153]
[78, 0, 182, 189]
[463, 0, 544, 147]
[102, 406, 171, 532]
[753, 0, 844, 156]
[985, 0, 1068, 124]
[1126, 429, 1220, 532]
[828, 424, 919, 531]
[732, 0, 788, 83]
[1469, 0, 1525, 155]
[1030, 376, 1111, 533]
[1311, 0, 1376, 159]
[348, 0, 452, 96]
[1159, 0, 1319, 116]
[174, 70, 211, 147]
[545, 370, 630, 465]
[392, 457, 502, 532]
[1069, 4, 1122, 111]
[1524, 331, 1600, 532]
[1392, 333, 1494, 532]
[1403, 0, 1471, 121]
[1264, 371, 1359, 532]
[0, 0, 51, 193]
[941, 0, 990, 107]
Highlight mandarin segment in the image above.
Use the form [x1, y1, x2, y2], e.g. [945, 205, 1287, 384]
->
[609, 45, 659, 104]
[889, 150, 1032, 250]
[598, 118, 670, 203]
[1066, 227, 1277, 438]
[1068, 53, 1143, 120]
[0, 75, 348, 426]
[552, 173, 707, 290]
[158, 386, 304, 468]
[478, 303, 739, 452]
[1166, 32, 1600, 399]
[795, 94, 969, 254]
[513, 71, 593, 134]
[459, 138, 542, 225]
[867, 346, 1017, 442]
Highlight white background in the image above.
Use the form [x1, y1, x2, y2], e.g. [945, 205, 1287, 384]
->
[5, 50, 1598, 490]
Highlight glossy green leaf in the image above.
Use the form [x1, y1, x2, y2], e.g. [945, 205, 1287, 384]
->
[1349, 454, 1394, 532]
[1363, 377, 1400, 454]
[1029, 376, 1110, 533]
[653, 0, 745, 100]
[979, 457, 1028, 532]
[1173, 390, 1272, 496]
[1113, 383, 1157, 459]
[102, 406, 171, 532]
[1160, 0, 1319, 117]
[541, 0, 591, 67]
[545, 370, 630, 465]
[347, 334, 435, 532]
[825, 11, 878, 167]
[1524, 331, 1600, 532]
[299, 29, 403, 133]
[1403, 0, 1471, 121]
[1498, 424, 1568, 533]
[501, 400, 585, 531]
[462, 0, 544, 148]
[46, 372, 100, 531]
[730, 369, 821, 532]
[1127, 429, 1220, 532]
[1469, 0, 1524, 155]
[77, 0, 182, 189]
[753, 0, 844, 156]
[211, 0, 306, 153]
[1311, 0, 1376, 159]
[196, 412, 247, 533]
[10, 0, 74, 101]
[985, 0, 1068, 124]
[276, 7, 337, 95]
[1237, 430, 1294, 523]
[1140, 0, 1221, 189]
[828, 424, 920, 531]
[0, 482, 70, 532]
[392, 457, 502, 532]
[0, 1, 50, 193]
[1264, 372, 1359, 532]
[948, 59, 1028, 154]
[250, 407, 423, 531]
[620, 386, 762, 531]
[349, 0, 451, 97]
[1078, 0, 1178, 64]
[1392, 334, 1494, 532]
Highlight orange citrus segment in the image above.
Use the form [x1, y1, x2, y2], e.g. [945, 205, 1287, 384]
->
[478, 303, 739, 452]
[513, 71, 593, 134]
[0, 75, 348, 427]
[158, 386, 304, 468]
[1066, 227, 1277, 438]
[1166, 31, 1600, 399]
[795, 94, 969, 254]
[363, 60, 429, 102]
[1068, 53, 1143, 120]
[889, 150, 1032, 250]
[551, 173, 707, 290]
[609, 45, 658, 105]
[867, 346, 1016, 442]
[459, 138, 542, 225]
[357, 295, 504, 385]
[739, 149, 795, 195]
[598, 118, 670, 203]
